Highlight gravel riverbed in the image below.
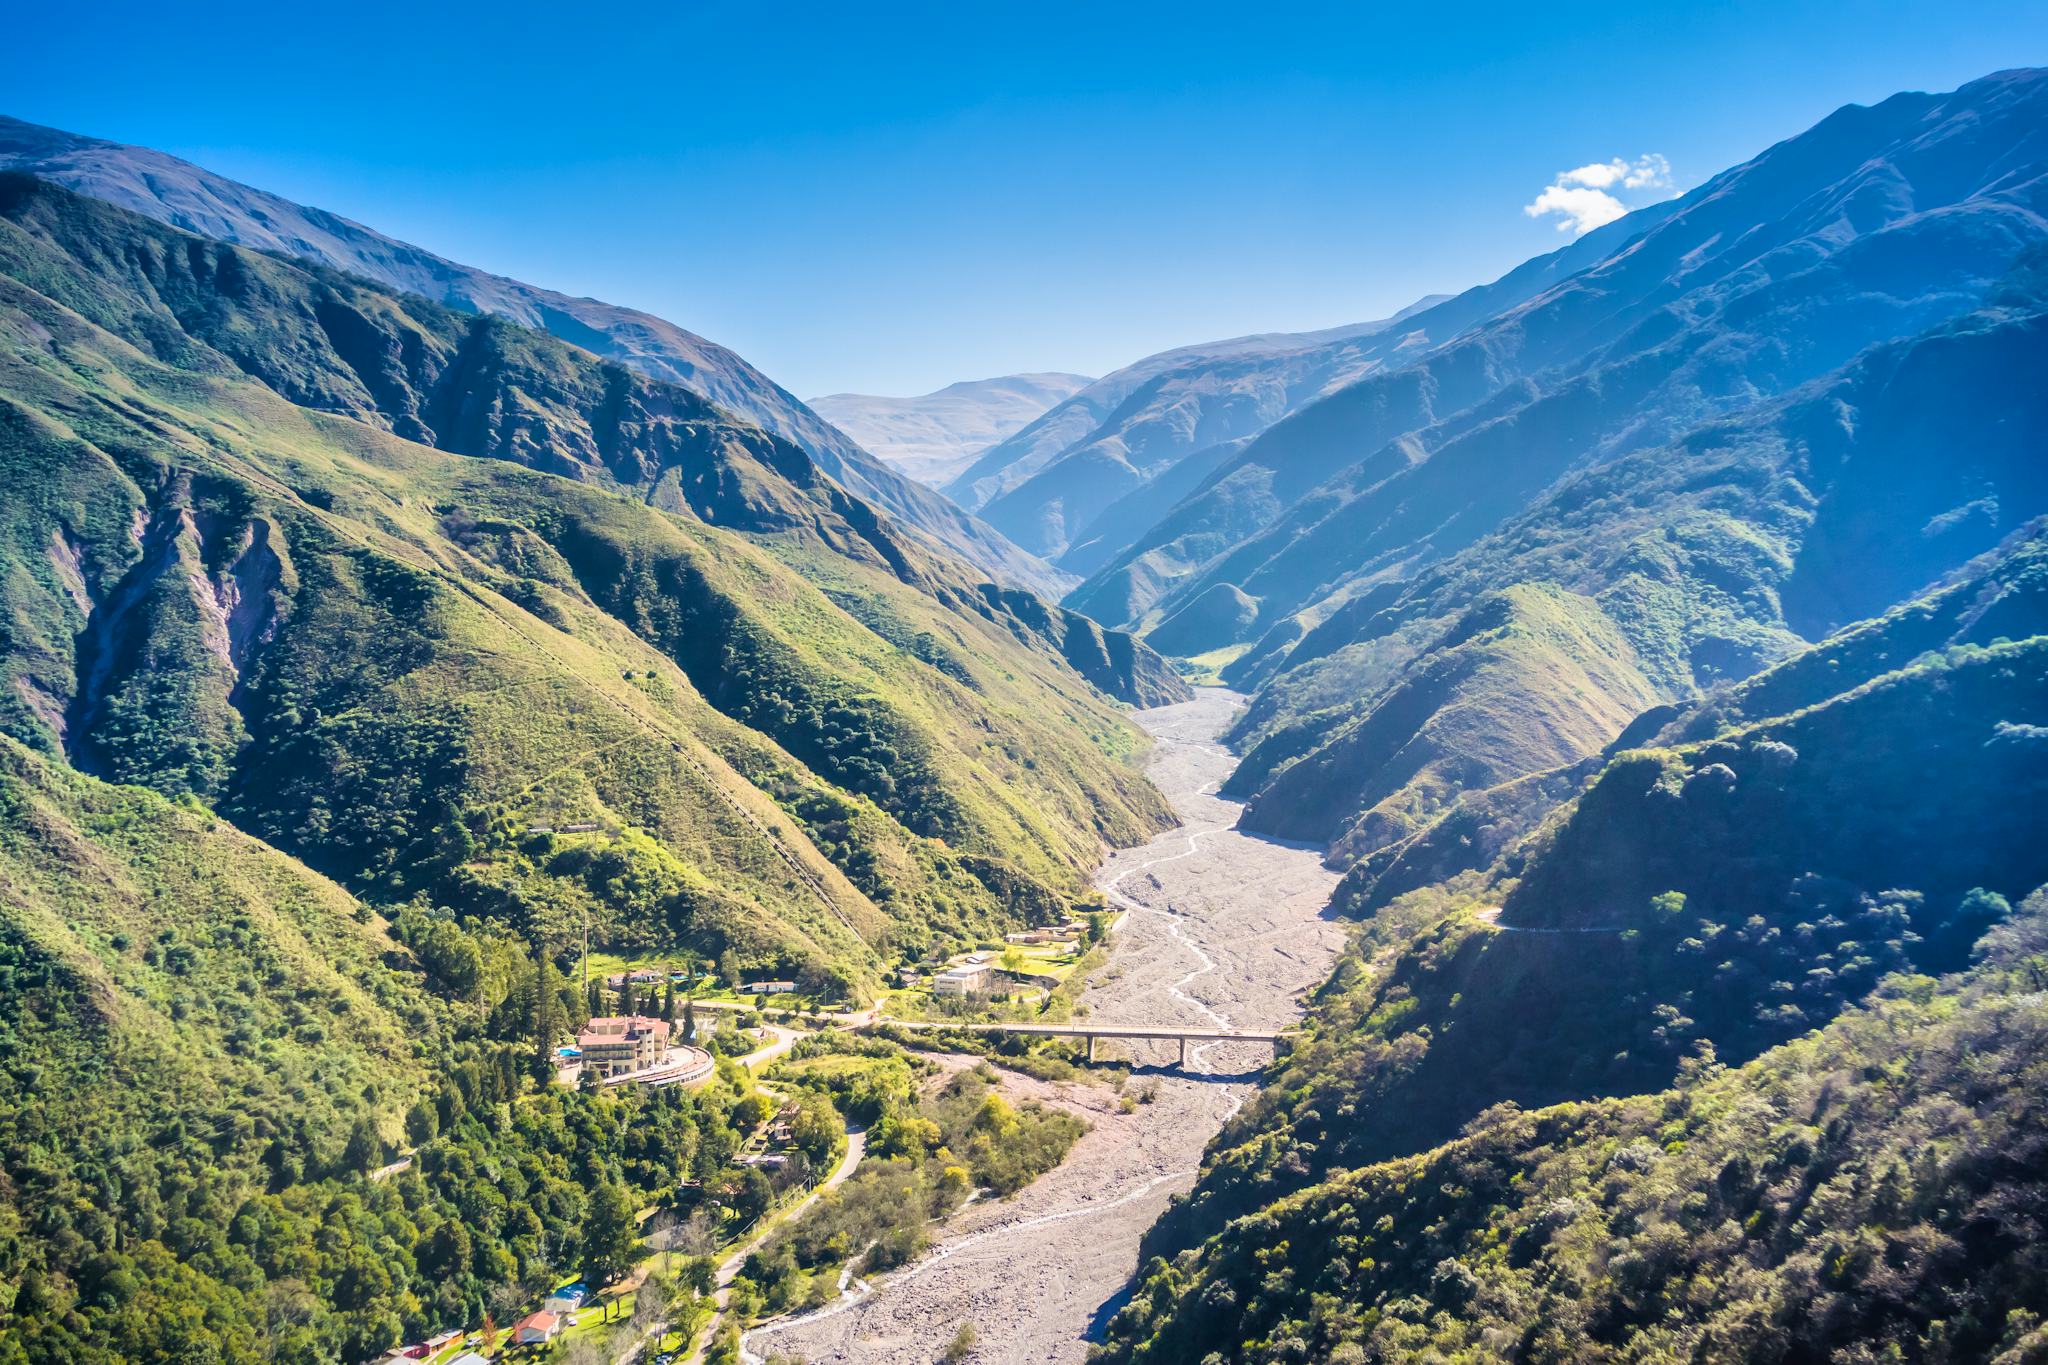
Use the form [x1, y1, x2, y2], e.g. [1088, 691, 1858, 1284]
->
[745, 689, 1345, 1364]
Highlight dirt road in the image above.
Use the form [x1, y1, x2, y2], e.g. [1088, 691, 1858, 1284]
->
[744, 689, 1345, 1363]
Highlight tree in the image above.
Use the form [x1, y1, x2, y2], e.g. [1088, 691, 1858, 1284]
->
[582, 1180, 639, 1317]
[662, 972, 676, 1020]
[621, 980, 637, 1017]
[631, 1271, 670, 1338]
[532, 943, 559, 1087]
[403, 1098, 438, 1147]
[719, 949, 742, 992]
[790, 1094, 841, 1168]
[342, 1117, 383, 1174]
[731, 1166, 775, 1224]
[683, 996, 699, 1043]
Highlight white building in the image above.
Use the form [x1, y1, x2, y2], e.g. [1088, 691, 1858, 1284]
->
[933, 963, 994, 997]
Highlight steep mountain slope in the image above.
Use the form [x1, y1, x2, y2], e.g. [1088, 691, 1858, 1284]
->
[0, 175, 1175, 991]
[0, 114, 1069, 594]
[807, 372, 1092, 485]
[0, 732, 428, 1208]
[0, 733, 436, 1359]
[1123, 573, 2048, 1335]
[944, 295, 1461, 569]
[1330, 520, 2048, 915]
[1073, 68, 2048, 646]
[1225, 250, 2048, 863]
[1101, 894, 2048, 1364]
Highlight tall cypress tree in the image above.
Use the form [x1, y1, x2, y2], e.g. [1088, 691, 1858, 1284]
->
[532, 943, 557, 1087]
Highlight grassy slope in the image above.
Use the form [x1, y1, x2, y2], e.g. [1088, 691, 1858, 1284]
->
[0, 176, 1175, 983]
[1328, 520, 2048, 914]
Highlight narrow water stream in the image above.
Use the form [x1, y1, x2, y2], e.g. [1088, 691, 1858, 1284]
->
[746, 689, 1345, 1364]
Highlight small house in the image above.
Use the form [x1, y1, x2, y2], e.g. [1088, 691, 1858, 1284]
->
[544, 1281, 588, 1314]
[742, 980, 797, 995]
[512, 1310, 560, 1345]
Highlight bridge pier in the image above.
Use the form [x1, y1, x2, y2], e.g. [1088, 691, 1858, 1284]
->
[1086, 1034, 1096, 1063]
[1178, 1036, 1187, 1068]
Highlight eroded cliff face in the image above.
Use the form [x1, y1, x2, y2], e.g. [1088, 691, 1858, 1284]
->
[38, 467, 291, 801]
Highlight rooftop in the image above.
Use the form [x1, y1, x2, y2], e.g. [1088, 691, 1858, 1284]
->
[577, 1014, 671, 1045]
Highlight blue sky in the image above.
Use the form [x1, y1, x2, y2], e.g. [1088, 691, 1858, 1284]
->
[9, 1, 2046, 396]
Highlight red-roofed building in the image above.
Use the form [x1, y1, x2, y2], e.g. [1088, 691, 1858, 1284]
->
[577, 1015, 671, 1077]
[513, 1310, 560, 1345]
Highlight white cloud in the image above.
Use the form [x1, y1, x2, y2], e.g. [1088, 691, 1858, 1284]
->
[1524, 154, 1673, 235]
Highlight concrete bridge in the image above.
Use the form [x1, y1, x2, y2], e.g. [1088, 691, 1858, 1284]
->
[873, 1019, 1296, 1066]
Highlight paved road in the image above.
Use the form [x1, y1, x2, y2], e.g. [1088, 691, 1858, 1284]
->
[658, 1124, 869, 1365]
[734, 1024, 803, 1073]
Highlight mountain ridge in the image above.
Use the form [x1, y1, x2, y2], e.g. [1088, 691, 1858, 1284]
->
[0, 112, 1073, 595]
[0, 174, 1181, 991]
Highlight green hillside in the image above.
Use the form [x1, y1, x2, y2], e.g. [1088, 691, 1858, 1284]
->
[1222, 262, 2048, 866]
[0, 733, 424, 1203]
[0, 733, 425, 1357]
[1124, 586, 2048, 1316]
[1329, 520, 2048, 915]
[0, 736, 780, 1363]
[0, 174, 1176, 988]
[1098, 890, 2048, 1364]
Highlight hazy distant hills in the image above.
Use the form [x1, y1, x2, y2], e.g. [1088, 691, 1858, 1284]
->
[809, 372, 1093, 486]
[0, 114, 1071, 595]
[943, 297, 1457, 571]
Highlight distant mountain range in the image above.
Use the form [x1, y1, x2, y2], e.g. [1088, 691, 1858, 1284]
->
[943, 296, 1454, 572]
[809, 372, 1094, 486]
[0, 115, 1072, 595]
[971, 69, 2048, 875]
[1095, 69, 2048, 1365]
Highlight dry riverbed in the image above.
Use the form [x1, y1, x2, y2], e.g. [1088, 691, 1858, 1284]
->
[745, 689, 1345, 1364]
